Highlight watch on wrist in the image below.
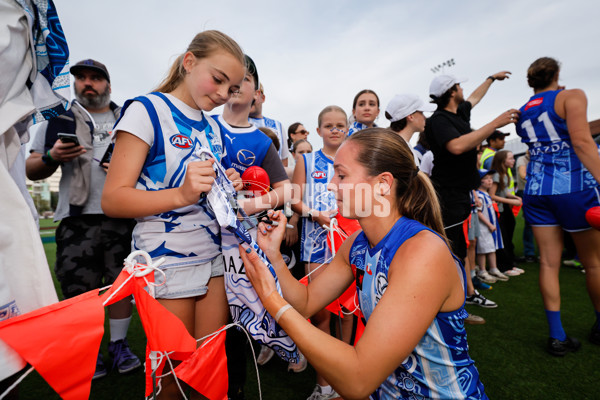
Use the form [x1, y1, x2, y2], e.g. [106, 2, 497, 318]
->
[41, 150, 59, 166]
[307, 209, 315, 221]
[487, 75, 496, 82]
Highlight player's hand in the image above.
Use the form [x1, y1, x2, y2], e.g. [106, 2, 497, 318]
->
[178, 159, 216, 205]
[494, 109, 520, 128]
[490, 225, 497, 233]
[226, 168, 243, 191]
[49, 139, 86, 163]
[240, 245, 277, 300]
[257, 210, 287, 256]
[491, 71, 511, 81]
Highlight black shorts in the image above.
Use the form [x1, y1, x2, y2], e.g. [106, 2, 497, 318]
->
[436, 187, 471, 260]
[55, 214, 135, 298]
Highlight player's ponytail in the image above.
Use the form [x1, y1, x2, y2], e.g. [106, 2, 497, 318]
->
[348, 128, 447, 240]
[155, 30, 244, 93]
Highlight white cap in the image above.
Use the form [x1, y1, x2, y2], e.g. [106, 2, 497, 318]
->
[429, 74, 468, 98]
[385, 94, 437, 122]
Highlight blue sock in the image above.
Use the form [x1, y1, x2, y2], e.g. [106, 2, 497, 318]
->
[595, 310, 600, 329]
[545, 310, 566, 341]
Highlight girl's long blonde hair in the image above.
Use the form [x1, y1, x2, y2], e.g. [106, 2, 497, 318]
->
[155, 30, 244, 93]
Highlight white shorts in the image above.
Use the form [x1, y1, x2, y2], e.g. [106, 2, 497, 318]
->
[153, 255, 224, 299]
[476, 227, 496, 254]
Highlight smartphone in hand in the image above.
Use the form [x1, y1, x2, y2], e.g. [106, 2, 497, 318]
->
[57, 132, 80, 146]
[100, 143, 114, 165]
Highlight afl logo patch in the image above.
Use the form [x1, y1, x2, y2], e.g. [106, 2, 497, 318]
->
[170, 134, 193, 149]
[312, 171, 326, 179]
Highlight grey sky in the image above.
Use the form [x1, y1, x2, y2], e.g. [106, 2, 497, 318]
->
[53, 0, 600, 150]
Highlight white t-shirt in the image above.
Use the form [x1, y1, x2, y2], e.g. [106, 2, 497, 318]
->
[114, 93, 224, 268]
[420, 150, 434, 176]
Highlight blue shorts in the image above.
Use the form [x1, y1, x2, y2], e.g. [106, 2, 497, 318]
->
[523, 187, 600, 232]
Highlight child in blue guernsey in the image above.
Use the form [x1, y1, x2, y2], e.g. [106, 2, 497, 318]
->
[242, 128, 488, 400]
[291, 105, 349, 400]
[476, 169, 505, 287]
[101, 30, 245, 399]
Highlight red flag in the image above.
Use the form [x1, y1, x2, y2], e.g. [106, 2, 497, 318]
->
[0, 290, 104, 400]
[174, 328, 228, 400]
[132, 280, 196, 357]
[99, 269, 135, 306]
[354, 317, 366, 345]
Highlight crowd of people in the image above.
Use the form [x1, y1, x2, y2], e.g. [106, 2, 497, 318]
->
[2, 5, 600, 399]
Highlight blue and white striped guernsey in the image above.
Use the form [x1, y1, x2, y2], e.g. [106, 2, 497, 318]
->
[114, 92, 224, 268]
[516, 90, 599, 196]
[301, 150, 337, 263]
[476, 190, 503, 250]
[349, 217, 488, 400]
[348, 121, 370, 136]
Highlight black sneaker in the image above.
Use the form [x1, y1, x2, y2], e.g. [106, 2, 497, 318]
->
[108, 338, 141, 374]
[466, 290, 498, 308]
[591, 324, 600, 345]
[547, 336, 581, 356]
[93, 352, 108, 380]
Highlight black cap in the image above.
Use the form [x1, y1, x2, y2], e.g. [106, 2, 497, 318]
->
[244, 55, 259, 90]
[70, 59, 110, 82]
[488, 130, 509, 141]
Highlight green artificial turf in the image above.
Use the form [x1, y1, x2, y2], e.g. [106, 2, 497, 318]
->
[10, 218, 600, 399]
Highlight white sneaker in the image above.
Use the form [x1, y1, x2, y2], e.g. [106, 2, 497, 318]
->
[504, 268, 521, 276]
[307, 385, 340, 400]
[477, 270, 498, 284]
[513, 267, 525, 274]
[288, 351, 307, 373]
[489, 269, 509, 281]
[256, 345, 275, 366]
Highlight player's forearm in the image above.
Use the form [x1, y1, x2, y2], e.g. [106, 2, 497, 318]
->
[271, 297, 375, 399]
[262, 251, 312, 315]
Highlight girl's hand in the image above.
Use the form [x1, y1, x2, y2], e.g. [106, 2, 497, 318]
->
[178, 159, 216, 205]
[240, 245, 277, 300]
[226, 168, 243, 191]
[257, 210, 287, 256]
[313, 209, 335, 228]
[284, 223, 299, 247]
[489, 225, 497, 233]
[511, 197, 522, 207]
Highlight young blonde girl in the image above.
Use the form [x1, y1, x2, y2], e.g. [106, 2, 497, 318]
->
[291, 105, 348, 400]
[101, 30, 245, 399]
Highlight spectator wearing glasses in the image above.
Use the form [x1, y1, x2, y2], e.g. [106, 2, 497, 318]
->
[287, 122, 310, 151]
